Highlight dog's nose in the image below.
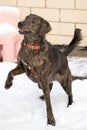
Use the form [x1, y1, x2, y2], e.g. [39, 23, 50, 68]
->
[18, 21, 24, 28]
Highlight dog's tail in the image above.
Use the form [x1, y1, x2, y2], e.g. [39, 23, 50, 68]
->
[63, 28, 82, 56]
[72, 75, 87, 81]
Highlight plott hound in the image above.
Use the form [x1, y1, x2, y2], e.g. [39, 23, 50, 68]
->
[5, 14, 82, 126]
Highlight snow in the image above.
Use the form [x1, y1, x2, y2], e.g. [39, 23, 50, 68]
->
[0, 57, 87, 130]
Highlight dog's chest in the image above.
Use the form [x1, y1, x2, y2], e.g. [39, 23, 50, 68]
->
[19, 47, 49, 71]
[31, 53, 47, 67]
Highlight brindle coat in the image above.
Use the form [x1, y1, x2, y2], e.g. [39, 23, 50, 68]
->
[5, 14, 81, 126]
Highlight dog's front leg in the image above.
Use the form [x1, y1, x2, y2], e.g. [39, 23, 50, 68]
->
[39, 83, 53, 100]
[5, 65, 24, 89]
[40, 81, 56, 126]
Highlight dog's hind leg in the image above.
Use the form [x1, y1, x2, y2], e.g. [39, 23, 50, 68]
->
[5, 64, 24, 89]
[61, 79, 73, 107]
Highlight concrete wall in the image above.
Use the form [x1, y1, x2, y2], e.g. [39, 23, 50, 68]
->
[0, 0, 87, 46]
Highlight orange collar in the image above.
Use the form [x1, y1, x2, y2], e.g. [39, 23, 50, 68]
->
[23, 42, 40, 50]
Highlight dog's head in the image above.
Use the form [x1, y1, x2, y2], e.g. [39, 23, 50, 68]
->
[18, 14, 51, 37]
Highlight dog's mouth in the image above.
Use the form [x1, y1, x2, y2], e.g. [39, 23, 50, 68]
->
[19, 29, 24, 34]
[19, 29, 33, 34]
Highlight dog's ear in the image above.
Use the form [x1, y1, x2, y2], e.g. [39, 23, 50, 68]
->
[39, 19, 51, 36]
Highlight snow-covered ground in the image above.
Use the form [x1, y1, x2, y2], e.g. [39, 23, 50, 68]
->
[0, 57, 87, 130]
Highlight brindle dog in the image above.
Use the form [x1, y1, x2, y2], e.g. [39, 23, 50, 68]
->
[5, 14, 82, 126]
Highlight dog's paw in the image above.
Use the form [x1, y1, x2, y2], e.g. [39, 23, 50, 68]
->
[67, 95, 73, 107]
[5, 80, 12, 89]
[40, 95, 45, 100]
[5, 74, 13, 89]
[67, 101, 73, 107]
[47, 117, 56, 126]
